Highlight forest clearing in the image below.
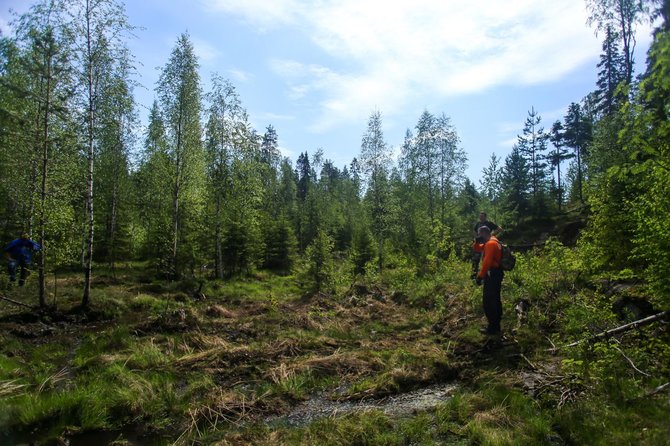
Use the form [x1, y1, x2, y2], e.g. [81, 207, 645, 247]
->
[1, 244, 669, 445]
[2, 0, 670, 444]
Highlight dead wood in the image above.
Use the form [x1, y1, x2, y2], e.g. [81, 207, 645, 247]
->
[556, 311, 668, 350]
[0, 294, 36, 309]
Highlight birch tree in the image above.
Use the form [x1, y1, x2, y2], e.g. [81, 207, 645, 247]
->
[70, 0, 134, 306]
[156, 33, 205, 279]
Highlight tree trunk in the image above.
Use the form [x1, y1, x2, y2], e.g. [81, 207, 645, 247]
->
[38, 51, 52, 309]
[215, 193, 223, 279]
[82, 135, 94, 307]
[171, 119, 183, 279]
[108, 172, 118, 270]
[427, 153, 434, 227]
[577, 146, 583, 203]
[556, 149, 562, 212]
[82, 0, 95, 307]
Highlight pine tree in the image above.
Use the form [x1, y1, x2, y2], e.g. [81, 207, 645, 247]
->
[263, 213, 297, 274]
[516, 107, 549, 217]
[261, 124, 280, 168]
[595, 25, 627, 116]
[295, 151, 316, 251]
[458, 178, 480, 221]
[560, 103, 592, 203]
[480, 153, 503, 221]
[300, 228, 334, 294]
[501, 144, 531, 221]
[586, 0, 647, 85]
[549, 120, 575, 210]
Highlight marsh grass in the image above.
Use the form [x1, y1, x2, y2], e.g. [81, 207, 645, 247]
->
[1, 250, 669, 445]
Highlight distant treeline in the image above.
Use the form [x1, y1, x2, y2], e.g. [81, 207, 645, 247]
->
[0, 0, 668, 309]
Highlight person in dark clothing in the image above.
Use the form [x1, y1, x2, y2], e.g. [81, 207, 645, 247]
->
[472, 225, 504, 335]
[471, 211, 501, 278]
[3, 234, 41, 287]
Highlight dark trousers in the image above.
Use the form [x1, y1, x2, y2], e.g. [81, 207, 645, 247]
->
[8, 259, 29, 286]
[482, 268, 504, 333]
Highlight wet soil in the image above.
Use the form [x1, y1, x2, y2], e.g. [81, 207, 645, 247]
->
[267, 383, 459, 427]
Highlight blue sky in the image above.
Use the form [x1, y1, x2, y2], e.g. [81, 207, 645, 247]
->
[0, 0, 655, 183]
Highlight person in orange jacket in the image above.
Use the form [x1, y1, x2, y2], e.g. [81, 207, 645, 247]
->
[472, 225, 504, 335]
[471, 211, 502, 279]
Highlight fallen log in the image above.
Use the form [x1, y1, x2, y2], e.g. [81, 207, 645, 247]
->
[0, 294, 35, 310]
[562, 311, 668, 349]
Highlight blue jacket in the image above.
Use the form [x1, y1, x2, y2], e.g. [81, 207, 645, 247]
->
[3, 238, 41, 264]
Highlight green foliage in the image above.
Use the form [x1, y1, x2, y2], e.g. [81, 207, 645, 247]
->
[263, 214, 298, 274]
[439, 385, 554, 445]
[155, 32, 206, 278]
[351, 226, 375, 276]
[554, 390, 670, 445]
[297, 229, 335, 294]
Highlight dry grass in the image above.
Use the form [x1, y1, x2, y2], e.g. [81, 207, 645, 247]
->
[37, 367, 71, 393]
[266, 350, 384, 382]
[0, 379, 28, 397]
[204, 305, 237, 318]
[175, 389, 264, 445]
[176, 344, 251, 369]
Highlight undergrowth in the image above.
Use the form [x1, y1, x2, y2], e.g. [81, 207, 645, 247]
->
[0, 243, 668, 445]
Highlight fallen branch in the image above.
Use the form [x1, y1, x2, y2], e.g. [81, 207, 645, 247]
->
[0, 294, 35, 310]
[613, 345, 651, 377]
[646, 382, 669, 397]
[560, 311, 668, 349]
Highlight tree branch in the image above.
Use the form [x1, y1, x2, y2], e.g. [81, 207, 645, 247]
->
[556, 311, 668, 350]
[0, 295, 36, 309]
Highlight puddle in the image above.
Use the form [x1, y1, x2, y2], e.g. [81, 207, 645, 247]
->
[268, 383, 458, 427]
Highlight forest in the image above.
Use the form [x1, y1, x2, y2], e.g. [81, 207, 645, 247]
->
[0, 0, 669, 445]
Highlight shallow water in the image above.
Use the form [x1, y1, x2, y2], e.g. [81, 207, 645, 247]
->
[268, 383, 458, 427]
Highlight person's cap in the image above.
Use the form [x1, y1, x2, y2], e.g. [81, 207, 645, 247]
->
[477, 226, 491, 234]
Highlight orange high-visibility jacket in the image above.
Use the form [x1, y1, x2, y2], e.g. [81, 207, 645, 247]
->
[472, 235, 502, 279]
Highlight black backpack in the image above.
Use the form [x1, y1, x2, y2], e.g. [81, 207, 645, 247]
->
[499, 243, 516, 271]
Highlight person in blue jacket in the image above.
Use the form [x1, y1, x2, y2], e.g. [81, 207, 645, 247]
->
[3, 233, 41, 287]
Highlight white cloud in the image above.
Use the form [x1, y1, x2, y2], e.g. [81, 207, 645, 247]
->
[498, 136, 518, 149]
[0, 1, 30, 37]
[202, 0, 299, 30]
[278, 145, 295, 158]
[498, 121, 523, 134]
[541, 106, 569, 124]
[0, 16, 10, 36]
[227, 68, 252, 82]
[206, 0, 650, 132]
[191, 37, 222, 62]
